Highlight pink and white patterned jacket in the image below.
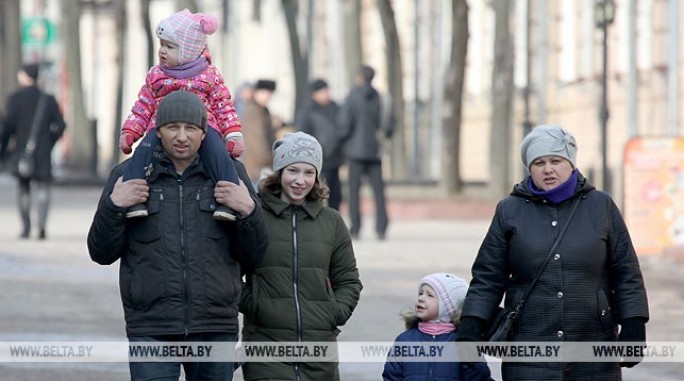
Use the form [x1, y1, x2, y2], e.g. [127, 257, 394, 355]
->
[122, 63, 241, 141]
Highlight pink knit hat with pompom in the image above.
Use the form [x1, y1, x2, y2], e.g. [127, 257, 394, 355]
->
[156, 9, 218, 65]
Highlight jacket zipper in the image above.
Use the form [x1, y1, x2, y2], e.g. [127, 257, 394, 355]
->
[291, 207, 302, 381]
[428, 335, 435, 380]
[179, 181, 189, 336]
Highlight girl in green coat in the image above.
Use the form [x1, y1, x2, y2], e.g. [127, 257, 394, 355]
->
[240, 132, 363, 381]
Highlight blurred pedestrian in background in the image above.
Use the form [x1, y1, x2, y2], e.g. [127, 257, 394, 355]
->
[339, 65, 394, 240]
[458, 125, 649, 380]
[0, 113, 4, 172]
[234, 81, 254, 120]
[295, 79, 344, 210]
[242, 79, 277, 186]
[240, 132, 362, 381]
[0, 63, 66, 240]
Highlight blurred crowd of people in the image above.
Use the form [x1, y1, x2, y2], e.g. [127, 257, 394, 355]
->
[237, 65, 395, 241]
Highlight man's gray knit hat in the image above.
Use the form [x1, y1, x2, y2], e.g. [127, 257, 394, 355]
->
[272, 132, 323, 174]
[520, 125, 577, 168]
[156, 91, 207, 130]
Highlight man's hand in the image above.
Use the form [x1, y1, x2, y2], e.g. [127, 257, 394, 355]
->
[215, 180, 255, 218]
[110, 177, 149, 208]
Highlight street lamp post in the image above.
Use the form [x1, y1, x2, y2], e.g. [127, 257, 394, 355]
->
[595, 0, 615, 194]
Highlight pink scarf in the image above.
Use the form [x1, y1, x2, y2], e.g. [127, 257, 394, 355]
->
[418, 322, 456, 336]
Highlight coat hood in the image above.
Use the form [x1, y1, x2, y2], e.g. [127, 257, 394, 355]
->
[400, 309, 461, 330]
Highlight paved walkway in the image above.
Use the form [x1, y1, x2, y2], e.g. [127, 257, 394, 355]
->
[0, 174, 682, 380]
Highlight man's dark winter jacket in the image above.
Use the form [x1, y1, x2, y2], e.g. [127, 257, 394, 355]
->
[338, 83, 394, 161]
[462, 174, 649, 380]
[1, 85, 66, 181]
[383, 327, 493, 381]
[87, 157, 267, 336]
[294, 99, 343, 170]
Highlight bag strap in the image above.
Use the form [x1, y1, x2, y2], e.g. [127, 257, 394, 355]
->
[24, 94, 47, 155]
[510, 196, 581, 317]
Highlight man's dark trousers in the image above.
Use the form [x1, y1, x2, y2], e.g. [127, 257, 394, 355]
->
[347, 158, 388, 238]
[321, 167, 341, 211]
[128, 332, 237, 381]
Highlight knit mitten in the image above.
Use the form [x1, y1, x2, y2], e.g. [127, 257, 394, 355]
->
[456, 316, 487, 366]
[456, 316, 486, 342]
[225, 132, 245, 159]
[618, 317, 647, 368]
[119, 133, 135, 155]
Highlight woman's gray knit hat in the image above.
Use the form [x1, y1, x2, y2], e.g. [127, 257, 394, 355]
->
[272, 132, 323, 174]
[520, 125, 577, 168]
[156, 91, 207, 130]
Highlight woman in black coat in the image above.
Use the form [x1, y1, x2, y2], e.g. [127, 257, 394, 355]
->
[458, 125, 649, 380]
[1, 64, 66, 239]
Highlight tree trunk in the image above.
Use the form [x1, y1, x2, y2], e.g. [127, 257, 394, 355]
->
[110, 0, 127, 169]
[175, 0, 197, 13]
[0, 0, 22, 114]
[442, 0, 469, 194]
[252, 0, 262, 22]
[282, 0, 309, 118]
[342, 0, 362, 89]
[60, 0, 94, 174]
[489, 0, 515, 199]
[141, 0, 154, 69]
[377, 0, 407, 179]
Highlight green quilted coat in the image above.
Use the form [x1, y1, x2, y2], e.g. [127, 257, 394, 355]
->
[240, 190, 362, 381]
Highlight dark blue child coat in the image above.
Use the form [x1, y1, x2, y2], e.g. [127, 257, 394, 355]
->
[382, 328, 493, 381]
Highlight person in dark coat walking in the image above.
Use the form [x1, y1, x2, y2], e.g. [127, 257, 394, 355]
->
[339, 65, 394, 240]
[294, 79, 344, 210]
[0, 64, 66, 239]
[87, 91, 268, 381]
[457, 125, 649, 380]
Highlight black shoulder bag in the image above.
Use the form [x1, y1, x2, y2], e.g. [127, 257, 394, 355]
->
[485, 198, 581, 342]
[17, 95, 47, 178]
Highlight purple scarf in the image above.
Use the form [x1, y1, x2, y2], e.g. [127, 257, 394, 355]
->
[528, 169, 579, 204]
[418, 322, 456, 336]
[161, 56, 209, 79]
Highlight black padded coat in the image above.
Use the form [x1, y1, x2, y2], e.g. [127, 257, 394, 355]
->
[87, 158, 267, 336]
[462, 174, 649, 380]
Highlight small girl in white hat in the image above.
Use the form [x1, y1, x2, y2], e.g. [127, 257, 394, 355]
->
[383, 273, 493, 381]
